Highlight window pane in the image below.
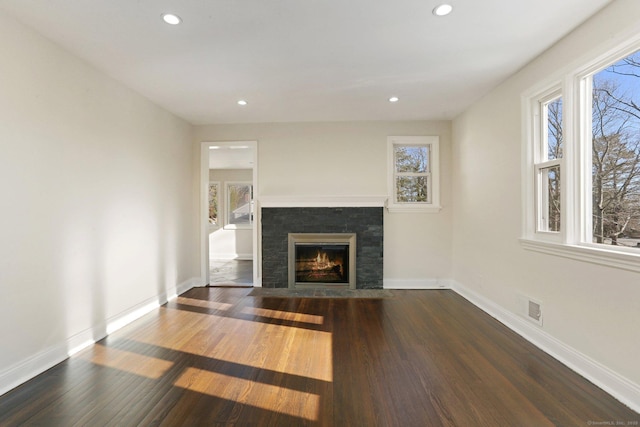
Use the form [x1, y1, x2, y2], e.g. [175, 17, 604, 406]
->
[396, 176, 429, 203]
[395, 145, 429, 173]
[208, 183, 219, 225]
[540, 166, 561, 232]
[547, 98, 563, 160]
[591, 51, 640, 248]
[228, 184, 252, 225]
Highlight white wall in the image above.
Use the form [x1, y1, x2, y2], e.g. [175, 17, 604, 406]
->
[0, 11, 198, 394]
[209, 169, 253, 259]
[452, 0, 640, 396]
[195, 121, 453, 286]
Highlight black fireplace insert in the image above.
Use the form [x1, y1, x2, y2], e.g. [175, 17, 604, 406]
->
[294, 244, 349, 283]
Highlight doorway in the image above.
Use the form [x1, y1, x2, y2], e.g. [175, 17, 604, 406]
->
[201, 141, 259, 286]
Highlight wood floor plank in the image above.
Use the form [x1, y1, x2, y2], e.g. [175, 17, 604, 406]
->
[0, 288, 637, 426]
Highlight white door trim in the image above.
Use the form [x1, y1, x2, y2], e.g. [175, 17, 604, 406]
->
[200, 141, 260, 286]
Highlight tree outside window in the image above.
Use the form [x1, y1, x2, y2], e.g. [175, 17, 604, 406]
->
[208, 182, 219, 226]
[394, 145, 430, 203]
[387, 136, 440, 212]
[589, 51, 640, 248]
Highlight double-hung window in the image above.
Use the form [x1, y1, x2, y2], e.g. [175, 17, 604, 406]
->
[387, 136, 441, 213]
[533, 90, 563, 236]
[523, 38, 640, 271]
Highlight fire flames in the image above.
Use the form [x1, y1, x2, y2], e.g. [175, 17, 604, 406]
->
[314, 250, 343, 276]
[294, 244, 348, 283]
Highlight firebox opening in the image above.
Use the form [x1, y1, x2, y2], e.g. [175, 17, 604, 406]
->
[288, 233, 356, 289]
[295, 244, 349, 283]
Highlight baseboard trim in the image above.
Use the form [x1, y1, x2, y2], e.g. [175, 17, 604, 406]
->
[0, 341, 68, 399]
[0, 277, 199, 398]
[450, 280, 640, 413]
[384, 278, 451, 289]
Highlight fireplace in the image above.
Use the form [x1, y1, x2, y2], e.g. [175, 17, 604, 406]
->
[288, 233, 356, 289]
[261, 207, 383, 289]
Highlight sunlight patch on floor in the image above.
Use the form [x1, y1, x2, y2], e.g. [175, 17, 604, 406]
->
[176, 296, 233, 311]
[240, 306, 324, 325]
[132, 310, 333, 382]
[174, 367, 320, 421]
[78, 344, 174, 379]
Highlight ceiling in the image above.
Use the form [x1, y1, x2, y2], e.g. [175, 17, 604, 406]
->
[0, 0, 611, 125]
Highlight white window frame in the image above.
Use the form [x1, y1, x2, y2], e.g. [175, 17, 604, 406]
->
[208, 181, 221, 228]
[387, 136, 441, 213]
[531, 87, 564, 243]
[521, 34, 640, 273]
[224, 181, 253, 230]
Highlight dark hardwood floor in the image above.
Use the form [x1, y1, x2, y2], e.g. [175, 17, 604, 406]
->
[0, 288, 637, 426]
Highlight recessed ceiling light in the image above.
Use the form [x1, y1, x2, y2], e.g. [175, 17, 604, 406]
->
[432, 4, 453, 16]
[237, 100, 248, 106]
[389, 96, 399, 103]
[162, 13, 182, 25]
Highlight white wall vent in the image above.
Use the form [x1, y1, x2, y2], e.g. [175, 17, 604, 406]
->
[528, 300, 542, 325]
[518, 294, 543, 326]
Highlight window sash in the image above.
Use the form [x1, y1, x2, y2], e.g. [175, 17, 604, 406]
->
[581, 65, 640, 251]
[535, 162, 561, 233]
[531, 89, 564, 239]
[394, 174, 432, 204]
[536, 91, 563, 163]
[394, 144, 430, 174]
[387, 137, 440, 211]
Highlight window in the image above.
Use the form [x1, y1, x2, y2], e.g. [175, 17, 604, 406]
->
[534, 91, 563, 235]
[523, 39, 640, 271]
[208, 182, 220, 226]
[225, 182, 253, 229]
[387, 136, 441, 213]
[588, 55, 640, 249]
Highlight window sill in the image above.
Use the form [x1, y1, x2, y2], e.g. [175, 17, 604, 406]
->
[520, 238, 640, 273]
[386, 204, 442, 213]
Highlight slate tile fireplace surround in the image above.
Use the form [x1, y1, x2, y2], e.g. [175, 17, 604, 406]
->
[261, 207, 383, 289]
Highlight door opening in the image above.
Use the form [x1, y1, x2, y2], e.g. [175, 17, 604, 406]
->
[201, 141, 259, 287]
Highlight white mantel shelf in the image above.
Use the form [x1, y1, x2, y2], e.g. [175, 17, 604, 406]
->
[259, 196, 387, 208]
